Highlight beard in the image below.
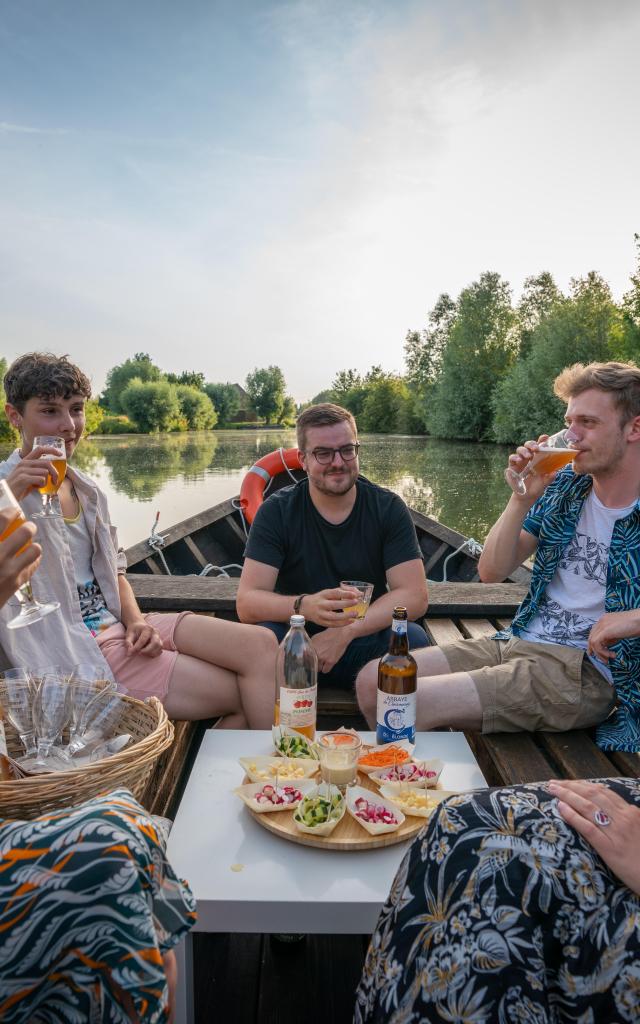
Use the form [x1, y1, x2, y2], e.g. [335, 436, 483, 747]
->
[310, 466, 358, 497]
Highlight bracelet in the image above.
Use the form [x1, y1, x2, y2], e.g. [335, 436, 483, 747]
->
[293, 594, 307, 615]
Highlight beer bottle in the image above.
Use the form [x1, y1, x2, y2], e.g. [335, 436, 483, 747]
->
[376, 606, 417, 745]
[274, 614, 318, 740]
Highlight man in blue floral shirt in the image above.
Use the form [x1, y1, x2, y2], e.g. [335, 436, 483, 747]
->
[356, 361, 640, 751]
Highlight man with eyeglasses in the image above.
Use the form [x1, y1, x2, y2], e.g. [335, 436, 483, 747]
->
[237, 403, 429, 688]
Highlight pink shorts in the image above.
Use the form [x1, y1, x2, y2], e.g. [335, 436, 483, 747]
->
[97, 611, 192, 701]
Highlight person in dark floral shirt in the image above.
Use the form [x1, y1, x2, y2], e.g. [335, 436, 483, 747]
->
[355, 778, 640, 1023]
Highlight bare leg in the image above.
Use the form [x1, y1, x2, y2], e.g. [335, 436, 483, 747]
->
[355, 647, 482, 730]
[356, 647, 452, 725]
[166, 615, 277, 728]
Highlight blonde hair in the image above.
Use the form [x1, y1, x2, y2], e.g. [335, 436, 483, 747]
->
[553, 361, 640, 423]
[296, 403, 357, 450]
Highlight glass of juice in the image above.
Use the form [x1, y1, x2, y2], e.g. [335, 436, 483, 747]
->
[505, 429, 578, 496]
[340, 581, 374, 619]
[318, 731, 362, 790]
[0, 480, 60, 629]
[32, 435, 67, 518]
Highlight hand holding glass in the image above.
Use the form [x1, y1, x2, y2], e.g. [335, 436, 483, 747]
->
[340, 581, 374, 619]
[505, 429, 578, 496]
[0, 480, 60, 629]
[33, 436, 67, 518]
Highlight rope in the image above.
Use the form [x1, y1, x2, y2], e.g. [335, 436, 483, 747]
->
[147, 511, 172, 575]
[231, 498, 249, 539]
[278, 446, 300, 483]
[198, 563, 244, 578]
[437, 537, 484, 583]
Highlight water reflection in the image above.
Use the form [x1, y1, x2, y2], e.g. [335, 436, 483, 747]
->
[0, 431, 514, 547]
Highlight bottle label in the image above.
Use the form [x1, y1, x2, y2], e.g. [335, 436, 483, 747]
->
[391, 618, 408, 636]
[376, 690, 416, 744]
[279, 685, 317, 729]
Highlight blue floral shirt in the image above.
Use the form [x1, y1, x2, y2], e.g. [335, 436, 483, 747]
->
[495, 468, 640, 751]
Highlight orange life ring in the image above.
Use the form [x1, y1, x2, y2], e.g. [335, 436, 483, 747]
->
[239, 447, 304, 524]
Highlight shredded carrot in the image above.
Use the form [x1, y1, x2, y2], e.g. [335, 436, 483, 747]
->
[358, 746, 410, 767]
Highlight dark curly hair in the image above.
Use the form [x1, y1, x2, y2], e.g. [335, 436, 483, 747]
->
[4, 353, 92, 412]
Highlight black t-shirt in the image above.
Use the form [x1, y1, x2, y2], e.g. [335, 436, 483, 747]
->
[244, 477, 422, 601]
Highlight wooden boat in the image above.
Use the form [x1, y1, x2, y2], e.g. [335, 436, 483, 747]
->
[124, 477, 531, 620]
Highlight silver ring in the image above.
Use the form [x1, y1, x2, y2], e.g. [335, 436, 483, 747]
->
[594, 808, 611, 827]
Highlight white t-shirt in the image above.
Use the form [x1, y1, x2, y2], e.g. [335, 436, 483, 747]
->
[65, 504, 119, 637]
[519, 489, 637, 681]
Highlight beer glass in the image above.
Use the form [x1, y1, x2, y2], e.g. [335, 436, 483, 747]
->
[340, 581, 374, 619]
[0, 480, 60, 629]
[33, 435, 67, 518]
[504, 429, 578, 496]
[0, 668, 37, 757]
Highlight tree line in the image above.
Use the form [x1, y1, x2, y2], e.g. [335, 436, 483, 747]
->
[1, 236, 638, 441]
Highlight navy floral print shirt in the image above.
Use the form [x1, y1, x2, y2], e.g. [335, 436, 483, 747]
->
[494, 468, 640, 752]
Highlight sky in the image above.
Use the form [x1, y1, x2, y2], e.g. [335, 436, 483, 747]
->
[1, 0, 639, 402]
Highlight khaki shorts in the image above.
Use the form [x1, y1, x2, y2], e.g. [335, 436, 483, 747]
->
[441, 636, 616, 733]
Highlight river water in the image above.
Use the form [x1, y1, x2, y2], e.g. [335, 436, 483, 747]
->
[0, 431, 513, 549]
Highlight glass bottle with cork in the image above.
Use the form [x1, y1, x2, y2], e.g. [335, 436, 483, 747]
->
[376, 606, 417, 745]
[274, 614, 318, 740]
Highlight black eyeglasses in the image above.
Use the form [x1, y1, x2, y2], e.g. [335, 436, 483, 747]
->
[306, 443, 360, 465]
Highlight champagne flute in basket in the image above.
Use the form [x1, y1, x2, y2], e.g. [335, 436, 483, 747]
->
[0, 668, 37, 757]
[68, 665, 117, 745]
[32, 435, 67, 518]
[0, 480, 60, 629]
[67, 689, 125, 757]
[505, 428, 578, 496]
[31, 671, 72, 771]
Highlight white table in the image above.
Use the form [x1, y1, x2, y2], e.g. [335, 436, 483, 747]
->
[168, 729, 487, 1023]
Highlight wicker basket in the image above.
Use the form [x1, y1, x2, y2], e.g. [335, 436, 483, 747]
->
[0, 695, 174, 820]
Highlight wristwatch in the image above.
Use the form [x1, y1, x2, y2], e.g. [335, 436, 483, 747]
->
[293, 594, 307, 615]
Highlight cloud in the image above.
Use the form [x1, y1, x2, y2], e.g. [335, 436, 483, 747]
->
[0, 121, 71, 136]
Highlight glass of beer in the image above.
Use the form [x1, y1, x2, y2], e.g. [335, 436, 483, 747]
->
[341, 581, 374, 619]
[505, 429, 578, 496]
[33, 435, 67, 517]
[0, 479, 60, 629]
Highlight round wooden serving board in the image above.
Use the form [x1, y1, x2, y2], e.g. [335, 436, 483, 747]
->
[245, 771, 435, 851]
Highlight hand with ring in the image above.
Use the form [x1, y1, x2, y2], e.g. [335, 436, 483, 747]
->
[548, 779, 640, 895]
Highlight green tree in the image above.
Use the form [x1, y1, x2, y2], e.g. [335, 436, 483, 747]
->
[492, 272, 618, 442]
[166, 370, 206, 390]
[405, 293, 457, 432]
[280, 395, 297, 425]
[245, 366, 286, 423]
[516, 272, 563, 359]
[120, 379, 183, 433]
[84, 399, 104, 435]
[101, 353, 163, 413]
[428, 272, 517, 440]
[175, 385, 217, 430]
[360, 377, 414, 433]
[0, 358, 17, 443]
[330, 368, 368, 417]
[613, 233, 640, 363]
[203, 383, 240, 424]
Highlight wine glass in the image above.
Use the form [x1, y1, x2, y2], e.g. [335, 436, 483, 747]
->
[68, 665, 117, 745]
[31, 671, 72, 770]
[32, 436, 67, 518]
[0, 480, 60, 630]
[67, 689, 124, 756]
[504, 428, 578, 496]
[0, 668, 37, 757]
